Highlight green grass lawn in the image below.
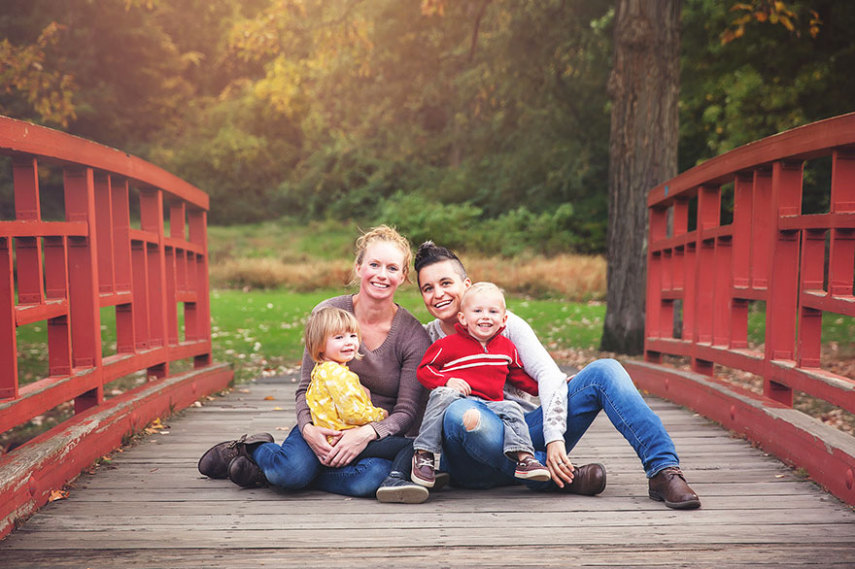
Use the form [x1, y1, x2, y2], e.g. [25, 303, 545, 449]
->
[14, 288, 854, 387]
[209, 287, 607, 383]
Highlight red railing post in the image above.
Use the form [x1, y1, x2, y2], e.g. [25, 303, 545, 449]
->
[829, 150, 855, 296]
[45, 236, 72, 376]
[189, 208, 211, 367]
[0, 237, 16, 399]
[64, 167, 104, 412]
[764, 160, 803, 405]
[13, 159, 45, 305]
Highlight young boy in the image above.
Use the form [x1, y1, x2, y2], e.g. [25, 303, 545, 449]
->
[411, 282, 550, 487]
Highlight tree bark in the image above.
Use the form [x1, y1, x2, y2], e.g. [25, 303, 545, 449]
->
[600, 0, 681, 354]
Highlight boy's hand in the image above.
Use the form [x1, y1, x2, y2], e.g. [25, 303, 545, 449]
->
[446, 377, 472, 396]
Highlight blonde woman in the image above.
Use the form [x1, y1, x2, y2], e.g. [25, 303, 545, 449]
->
[199, 226, 431, 502]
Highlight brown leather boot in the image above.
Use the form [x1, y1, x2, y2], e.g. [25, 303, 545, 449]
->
[649, 467, 701, 509]
[228, 454, 268, 488]
[197, 433, 274, 479]
[561, 463, 607, 495]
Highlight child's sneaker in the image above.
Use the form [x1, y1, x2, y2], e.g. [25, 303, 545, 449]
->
[514, 455, 550, 482]
[411, 450, 436, 488]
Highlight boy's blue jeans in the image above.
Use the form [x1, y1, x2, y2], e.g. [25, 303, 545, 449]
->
[414, 386, 536, 457]
[440, 358, 681, 489]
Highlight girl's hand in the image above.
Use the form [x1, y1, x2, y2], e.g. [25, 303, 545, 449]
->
[302, 423, 341, 463]
[546, 440, 575, 488]
[324, 425, 376, 468]
[446, 377, 472, 396]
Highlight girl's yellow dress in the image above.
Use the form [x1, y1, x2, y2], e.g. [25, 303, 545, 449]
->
[306, 361, 387, 438]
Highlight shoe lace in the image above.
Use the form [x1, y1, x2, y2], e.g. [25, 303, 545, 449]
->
[661, 467, 685, 480]
[227, 434, 248, 449]
[414, 455, 434, 469]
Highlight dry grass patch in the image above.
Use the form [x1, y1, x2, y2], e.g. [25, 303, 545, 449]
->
[462, 253, 606, 301]
[210, 258, 353, 291]
[210, 253, 607, 301]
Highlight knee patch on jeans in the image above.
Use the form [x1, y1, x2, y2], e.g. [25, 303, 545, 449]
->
[462, 408, 481, 431]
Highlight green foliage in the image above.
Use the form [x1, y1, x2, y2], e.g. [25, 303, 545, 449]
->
[377, 192, 484, 252]
[3, 0, 855, 254]
[679, 0, 855, 170]
[208, 219, 358, 263]
[378, 192, 581, 256]
[0, 20, 75, 127]
[152, 91, 301, 224]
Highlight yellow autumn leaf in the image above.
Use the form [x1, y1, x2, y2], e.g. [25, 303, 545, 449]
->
[145, 417, 168, 434]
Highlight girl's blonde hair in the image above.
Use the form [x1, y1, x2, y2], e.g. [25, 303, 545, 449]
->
[304, 307, 363, 363]
[353, 224, 413, 283]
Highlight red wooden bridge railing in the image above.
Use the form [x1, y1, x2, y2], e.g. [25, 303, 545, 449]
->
[0, 116, 233, 538]
[624, 112, 855, 506]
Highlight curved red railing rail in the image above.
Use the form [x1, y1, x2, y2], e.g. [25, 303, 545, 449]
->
[0, 116, 233, 537]
[624, 112, 855, 505]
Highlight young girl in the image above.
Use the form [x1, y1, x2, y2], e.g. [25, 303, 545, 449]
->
[303, 306, 434, 504]
[304, 307, 388, 439]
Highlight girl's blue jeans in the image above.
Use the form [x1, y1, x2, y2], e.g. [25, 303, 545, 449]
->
[251, 427, 411, 497]
[440, 358, 681, 489]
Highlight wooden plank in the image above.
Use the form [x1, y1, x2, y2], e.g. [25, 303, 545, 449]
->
[2, 374, 854, 568]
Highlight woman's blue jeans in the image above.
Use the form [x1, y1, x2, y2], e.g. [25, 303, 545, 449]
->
[440, 358, 680, 489]
[251, 426, 393, 497]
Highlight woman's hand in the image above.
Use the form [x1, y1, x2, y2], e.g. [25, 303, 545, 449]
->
[446, 377, 472, 396]
[546, 440, 575, 488]
[302, 423, 341, 463]
[324, 425, 377, 468]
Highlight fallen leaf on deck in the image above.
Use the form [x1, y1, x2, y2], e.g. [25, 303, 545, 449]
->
[49, 489, 69, 502]
[264, 395, 276, 401]
[144, 417, 168, 434]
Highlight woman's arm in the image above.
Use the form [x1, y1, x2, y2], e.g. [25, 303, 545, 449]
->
[503, 311, 568, 444]
[371, 315, 431, 439]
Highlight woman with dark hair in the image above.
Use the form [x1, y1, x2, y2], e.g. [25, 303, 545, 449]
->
[413, 241, 700, 509]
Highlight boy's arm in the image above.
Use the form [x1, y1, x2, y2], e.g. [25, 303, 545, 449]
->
[506, 342, 540, 396]
[416, 342, 450, 390]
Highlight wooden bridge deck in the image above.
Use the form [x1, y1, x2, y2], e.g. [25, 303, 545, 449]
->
[2, 371, 855, 568]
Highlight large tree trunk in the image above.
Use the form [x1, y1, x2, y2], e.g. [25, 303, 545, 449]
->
[600, 0, 681, 354]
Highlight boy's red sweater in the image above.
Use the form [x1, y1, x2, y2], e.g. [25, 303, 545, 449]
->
[417, 323, 539, 401]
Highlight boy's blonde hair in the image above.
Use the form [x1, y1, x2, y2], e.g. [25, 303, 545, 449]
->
[304, 307, 363, 363]
[461, 282, 507, 310]
[353, 224, 413, 283]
